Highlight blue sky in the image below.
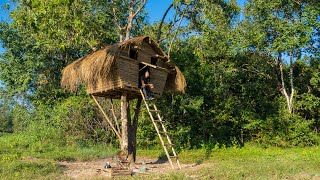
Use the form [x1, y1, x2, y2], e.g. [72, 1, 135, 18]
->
[0, 0, 10, 54]
[146, 0, 246, 22]
[0, 0, 246, 55]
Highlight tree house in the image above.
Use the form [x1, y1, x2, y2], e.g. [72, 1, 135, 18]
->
[61, 36, 186, 98]
[61, 36, 185, 169]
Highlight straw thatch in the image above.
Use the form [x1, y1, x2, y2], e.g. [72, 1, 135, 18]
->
[61, 36, 186, 95]
[164, 66, 186, 93]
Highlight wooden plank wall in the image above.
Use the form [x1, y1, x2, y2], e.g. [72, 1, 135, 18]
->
[138, 42, 166, 68]
[87, 42, 169, 97]
[116, 57, 139, 88]
[150, 68, 168, 94]
[137, 42, 155, 64]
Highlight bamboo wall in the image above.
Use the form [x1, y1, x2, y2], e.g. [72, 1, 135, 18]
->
[87, 42, 169, 97]
[149, 68, 168, 94]
[116, 56, 139, 88]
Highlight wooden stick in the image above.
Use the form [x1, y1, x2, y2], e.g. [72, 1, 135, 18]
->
[152, 54, 167, 60]
[92, 95, 122, 141]
[109, 98, 121, 135]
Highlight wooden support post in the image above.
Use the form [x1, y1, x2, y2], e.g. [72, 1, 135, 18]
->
[92, 95, 122, 142]
[121, 93, 129, 151]
[120, 93, 141, 162]
[129, 97, 142, 162]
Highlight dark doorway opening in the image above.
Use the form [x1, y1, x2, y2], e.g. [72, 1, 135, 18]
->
[130, 49, 138, 60]
[151, 57, 158, 65]
[138, 63, 149, 88]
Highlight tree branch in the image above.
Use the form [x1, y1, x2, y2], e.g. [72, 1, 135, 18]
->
[167, 4, 189, 59]
[158, 19, 180, 43]
[157, 3, 174, 42]
[133, 0, 146, 18]
[111, 0, 121, 30]
[289, 51, 295, 114]
[125, 0, 146, 40]
[278, 53, 292, 113]
[111, 0, 125, 41]
[83, 37, 97, 51]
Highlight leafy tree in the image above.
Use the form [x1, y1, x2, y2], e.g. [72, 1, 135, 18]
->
[0, 0, 118, 105]
[1, 0, 319, 151]
[244, 0, 320, 114]
[0, 0, 121, 149]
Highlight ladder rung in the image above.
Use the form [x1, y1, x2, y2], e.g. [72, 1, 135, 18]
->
[164, 143, 174, 147]
[141, 89, 181, 169]
[169, 156, 178, 158]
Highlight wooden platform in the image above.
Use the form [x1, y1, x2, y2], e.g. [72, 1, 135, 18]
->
[96, 167, 132, 177]
[90, 86, 161, 100]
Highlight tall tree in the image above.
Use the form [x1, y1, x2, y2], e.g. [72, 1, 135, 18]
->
[0, 0, 118, 105]
[108, 0, 146, 161]
[244, 0, 320, 114]
[110, 0, 199, 161]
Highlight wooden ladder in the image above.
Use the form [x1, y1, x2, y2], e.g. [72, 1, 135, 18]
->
[140, 90, 181, 170]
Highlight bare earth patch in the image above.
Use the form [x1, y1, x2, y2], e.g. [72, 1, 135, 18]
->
[58, 157, 213, 179]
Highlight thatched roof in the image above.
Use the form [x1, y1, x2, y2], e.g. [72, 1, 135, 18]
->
[61, 36, 186, 94]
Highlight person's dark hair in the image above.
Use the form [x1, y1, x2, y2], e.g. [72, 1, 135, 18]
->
[145, 67, 150, 75]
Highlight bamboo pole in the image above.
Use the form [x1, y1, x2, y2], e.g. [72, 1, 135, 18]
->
[109, 98, 121, 135]
[92, 95, 122, 142]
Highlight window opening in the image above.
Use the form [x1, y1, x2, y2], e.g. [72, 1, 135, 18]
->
[130, 48, 138, 60]
[151, 57, 158, 65]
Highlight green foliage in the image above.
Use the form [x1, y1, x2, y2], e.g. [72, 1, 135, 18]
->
[244, 0, 318, 53]
[0, 105, 12, 133]
[256, 98, 319, 147]
[0, 157, 62, 179]
[0, 0, 319, 154]
[137, 110, 159, 149]
[23, 95, 116, 146]
[0, 0, 119, 105]
[0, 132, 116, 161]
[11, 105, 30, 133]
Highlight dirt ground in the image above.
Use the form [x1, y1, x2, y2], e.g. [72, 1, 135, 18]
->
[59, 157, 209, 179]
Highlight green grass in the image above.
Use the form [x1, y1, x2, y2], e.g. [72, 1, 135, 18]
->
[137, 146, 320, 179]
[1, 133, 320, 179]
[0, 157, 62, 180]
[0, 133, 116, 179]
[0, 133, 116, 161]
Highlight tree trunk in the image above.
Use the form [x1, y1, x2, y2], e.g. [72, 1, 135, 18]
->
[128, 97, 142, 162]
[278, 52, 294, 114]
[120, 95, 142, 162]
[125, 16, 133, 41]
[119, 33, 124, 42]
[121, 93, 129, 152]
[289, 51, 294, 114]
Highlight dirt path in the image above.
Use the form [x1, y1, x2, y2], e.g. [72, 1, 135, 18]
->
[59, 157, 211, 179]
